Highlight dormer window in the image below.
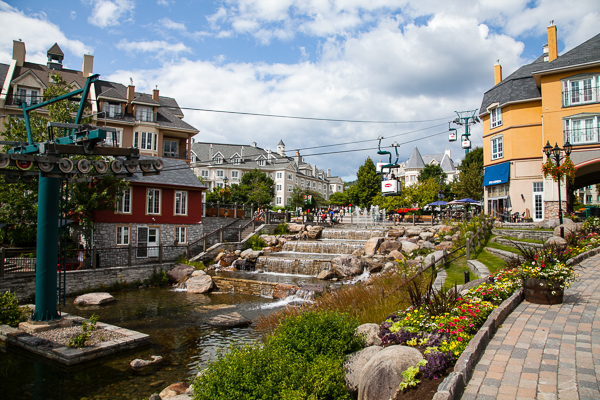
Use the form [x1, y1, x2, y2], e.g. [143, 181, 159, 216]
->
[136, 106, 154, 122]
[214, 156, 223, 164]
[16, 87, 39, 106]
[102, 102, 123, 118]
[258, 159, 265, 166]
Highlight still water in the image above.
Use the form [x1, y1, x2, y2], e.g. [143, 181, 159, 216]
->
[0, 287, 282, 400]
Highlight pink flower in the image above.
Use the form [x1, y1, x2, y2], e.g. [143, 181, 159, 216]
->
[458, 337, 463, 342]
[439, 323, 444, 327]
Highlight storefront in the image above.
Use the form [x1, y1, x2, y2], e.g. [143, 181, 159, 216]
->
[483, 162, 511, 219]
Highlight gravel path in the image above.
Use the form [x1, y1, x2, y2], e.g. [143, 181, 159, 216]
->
[32, 325, 127, 348]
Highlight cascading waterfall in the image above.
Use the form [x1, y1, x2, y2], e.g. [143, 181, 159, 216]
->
[281, 241, 365, 254]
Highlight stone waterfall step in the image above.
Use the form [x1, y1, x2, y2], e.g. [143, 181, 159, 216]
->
[282, 241, 365, 254]
[321, 229, 387, 240]
[255, 256, 333, 275]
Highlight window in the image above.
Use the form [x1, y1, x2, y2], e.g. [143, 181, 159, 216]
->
[102, 102, 122, 118]
[287, 173, 293, 180]
[163, 140, 178, 158]
[200, 170, 209, 178]
[16, 87, 39, 106]
[491, 136, 503, 160]
[564, 116, 598, 145]
[276, 184, 282, 191]
[276, 196, 282, 205]
[216, 170, 224, 178]
[116, 187, 131, 213]
[231, 170, 239, 179]
[276, 172, 283, 179]
[312, 182, 316, 189]
[563, 76, 598, 106]
[258, 159, 265, 166]
[147, 189, 161, 214]
[288, 185, 293, 192]
[174, 191, 187, 215]
[214, 156, 223, 164]
[104, 129, 122, 147]
[175, 226, 187, 244]
[215, 182, 224, 188]
[232, 157, 241, 165]
[586, 194, 592, 204]
[533, 182, 544, 221]
[136, 106, 154, 122]
[301, 179, 304, 186]
[490, 108, 502, 129]
[338, 185, 342, 191]
[116, 226, 130, 245]
[134, 132, 154, 150]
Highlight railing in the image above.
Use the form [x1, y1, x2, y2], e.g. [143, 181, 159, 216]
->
[188, 218, 256, 258]
[564, 127, 599, 145]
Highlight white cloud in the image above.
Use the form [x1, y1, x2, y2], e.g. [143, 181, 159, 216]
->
[86, 0, 134, 28]
[157, 0, 172, 5]
[70, 10, 76, 20]
[157, 17, 211, 39]
[105, 14, 527, 178]
[0, 2, 92, 66]
[115, 39, 191, 57]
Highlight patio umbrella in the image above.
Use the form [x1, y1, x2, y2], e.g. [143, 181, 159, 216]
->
[427, 200, 448, 206]
[455, 198, 481, 204]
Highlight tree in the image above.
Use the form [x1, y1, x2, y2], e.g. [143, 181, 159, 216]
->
[235, 169, 275, 206]
[418, 164, 447, 183]
[349, 157, 380, 208]
[453, 147, 484, 200]
[328, 191, 349, 206]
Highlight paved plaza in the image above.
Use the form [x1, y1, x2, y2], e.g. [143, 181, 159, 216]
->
[461, 253, 600, 400]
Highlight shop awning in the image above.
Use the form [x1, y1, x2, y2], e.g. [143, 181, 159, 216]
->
[483, 162, 510, 187]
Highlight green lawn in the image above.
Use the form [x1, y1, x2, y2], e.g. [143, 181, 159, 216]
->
[485, 241, 522, 255]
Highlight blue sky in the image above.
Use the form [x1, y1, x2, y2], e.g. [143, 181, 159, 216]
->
[1, 1, 599, 180]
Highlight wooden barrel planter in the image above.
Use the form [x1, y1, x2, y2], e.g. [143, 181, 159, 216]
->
[522, 278, 564, 305]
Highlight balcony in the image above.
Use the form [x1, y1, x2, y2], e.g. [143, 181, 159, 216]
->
[564, 127, 599, 146]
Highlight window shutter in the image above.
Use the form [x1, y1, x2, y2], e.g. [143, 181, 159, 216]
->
[134, 132, 139, 148]
[137, 227, 148, 258]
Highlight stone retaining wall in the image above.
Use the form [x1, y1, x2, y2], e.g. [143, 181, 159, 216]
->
[492, 228, 553, 241]
[0, 264, 168, 300]
[211, 276, 277, 298]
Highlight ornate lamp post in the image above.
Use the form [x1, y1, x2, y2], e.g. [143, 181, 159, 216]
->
[222, 176, 229, 202]
[543, 140, 572, 231]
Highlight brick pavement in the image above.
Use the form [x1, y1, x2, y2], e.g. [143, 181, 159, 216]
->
[461, 253, 600, 400]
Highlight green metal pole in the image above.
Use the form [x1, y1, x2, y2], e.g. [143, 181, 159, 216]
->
[31, 175, 61, 321]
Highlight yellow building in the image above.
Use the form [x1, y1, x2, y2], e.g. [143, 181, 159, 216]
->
[479, 24, 600, 221]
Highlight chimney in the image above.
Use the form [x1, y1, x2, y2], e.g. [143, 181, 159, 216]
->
[251, 142, 257, 147]
[445, 149, 451, 158]
[12, 40, 26, 67]
[295, 151, 301, 166]
[547, 22, 557, 62]
[152, 87, 159, 102]
[327, 168, 331, 177]
[241, 146, 244, 160]
[126, 83, 135, 114]
[313, 164, 317, 177]
[494, 60, 502, 85]
[209, 144, 213, 160]
[82, 54, 94, 77]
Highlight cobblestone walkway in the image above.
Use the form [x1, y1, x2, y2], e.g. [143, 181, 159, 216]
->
[461, 253, 600, 400]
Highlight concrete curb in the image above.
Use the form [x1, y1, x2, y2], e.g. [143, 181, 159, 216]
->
[567, 246, 600, 266]
[432, 288, 524, 400]
[466, 260, 490, 279]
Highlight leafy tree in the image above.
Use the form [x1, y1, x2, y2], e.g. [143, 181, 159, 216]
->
[235, 169, 275, 207]
[328, 191, 349, 206]
[289, 186, 307, 209]
[418, 164, 447, 183]
[453, 147, 483, 201]
[349, 157, 379, 208]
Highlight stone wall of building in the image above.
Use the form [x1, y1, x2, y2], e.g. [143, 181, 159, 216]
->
[212, 276, 277, 298]
[0, 264, 168, 301]
[544, 201, 568, 221]
[92, 223, 204, 249]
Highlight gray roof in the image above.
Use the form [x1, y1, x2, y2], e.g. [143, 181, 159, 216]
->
[47, 43, 64, 56]
[439, 153, 455, 172]
[94, 80, 196, 131]
[480, 32, 600, 114]
[0, 63, 9, 92]
[406, 147, 425, 169]
[126, 156, 206, 189]
[278, 139, 285, 146]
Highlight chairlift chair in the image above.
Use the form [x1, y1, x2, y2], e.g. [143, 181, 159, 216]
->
[448, 122, 457, 142]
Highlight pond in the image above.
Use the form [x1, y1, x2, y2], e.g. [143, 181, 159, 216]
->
[0, 287, 283, 400]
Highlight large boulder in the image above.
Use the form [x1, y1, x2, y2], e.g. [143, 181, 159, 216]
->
[74, 292, 116, 306]
[159, 382, 189, 399]
[419, 232, 434, 241]
[357, 345, 423, 400]
[423, 250, 446, 268]
[331, 255, 366, 277]
[388, 250, 405, 261]
[317, 270, 335, 280]
[307, 225, 324, 239]
[379, 240, 401, 254]
[186, 274, 213, 294]
[166, 264, 195, 283]
[364, 237, 385, 256]
[206, 312, 252, 328]
[231, 259, 250, 270]
[241, 249, 263, 262]
[401, 241, 419, 254]
[419, 241, 434, 250]
[356, 323, 382, 346]
[435, 241, 454, 251]
[272, 283, 299, 300]
[297, 284, 325, 300]
[344, 346, 384, 395]
[537, 219, 560, 229]
[554, 219, 579, 237]
[546, 236, 567, 246]
[405, 228, 422, 237]
[130, 355, 162, 369]
[438, 225, 454, 234]
[260, 235, 279, 246]
[387, 229, 405, 238]
[287, 223, 305, 233]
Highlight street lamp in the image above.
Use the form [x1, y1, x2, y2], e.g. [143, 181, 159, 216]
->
[222, 176, 229, 202]
[543, 140, 572, 231]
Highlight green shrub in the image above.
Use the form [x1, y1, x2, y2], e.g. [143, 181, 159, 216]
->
[144, 270, 169, 286]
[274, 223, 290, 235]
[0, 291, 27, 327]
[67, 314, 98, 348]
[193, 310, 363, 400]
[246, 234, 266, 250]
